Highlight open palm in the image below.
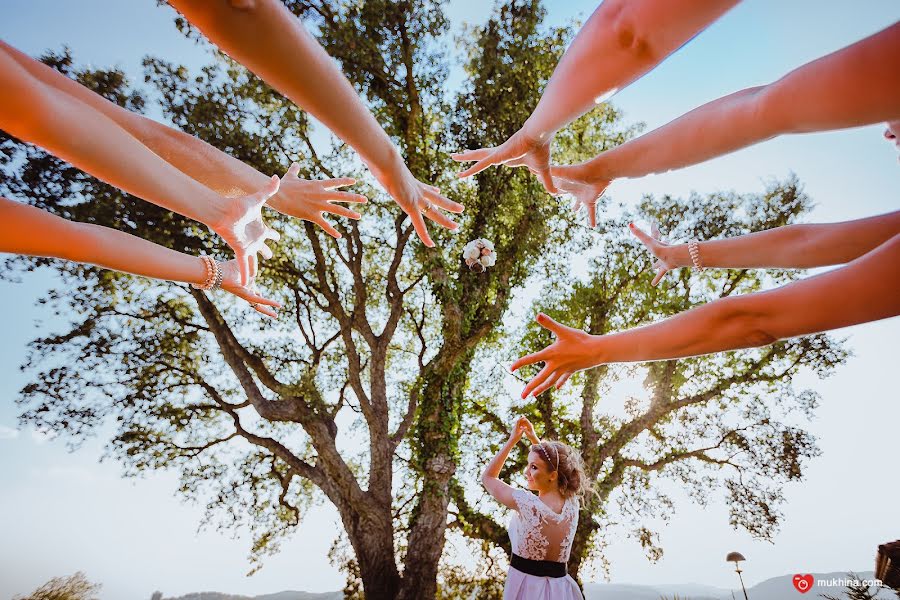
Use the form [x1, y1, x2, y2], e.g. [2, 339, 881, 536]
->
[211, 175, 282, 286]
[452, 128, 559, 195]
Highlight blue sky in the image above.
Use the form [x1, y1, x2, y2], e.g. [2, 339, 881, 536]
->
[1, 1, 899, 599]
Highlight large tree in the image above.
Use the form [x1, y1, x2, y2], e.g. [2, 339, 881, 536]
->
[0, 1, 843, 599]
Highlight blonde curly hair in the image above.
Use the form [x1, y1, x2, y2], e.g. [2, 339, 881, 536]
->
[529, 440, 588, 499]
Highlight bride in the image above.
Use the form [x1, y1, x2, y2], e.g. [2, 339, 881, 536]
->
[482, 416, 588, 599]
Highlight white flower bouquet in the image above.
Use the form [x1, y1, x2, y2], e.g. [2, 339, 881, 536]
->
[462, 238, 496, 272]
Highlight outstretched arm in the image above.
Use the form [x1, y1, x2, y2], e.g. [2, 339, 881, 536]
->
[0, 45, 281, 285]
[167, 0, 463, 246]
[481, 417, 531, 509]
[554, 23, 900, 190]
[512, 233, 900, 397]
[0, 198, 281, 316]
[453, 0, 738, 193]
[630, 210, 900, 285]
[0, 40, 365, 240]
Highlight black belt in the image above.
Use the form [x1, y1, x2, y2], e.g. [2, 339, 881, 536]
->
[510, 553, 568, 578]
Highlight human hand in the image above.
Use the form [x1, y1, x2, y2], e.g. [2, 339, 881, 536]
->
[510, 416, 529, 443]
[209, 175, 282, 286]
[372, 157, 463, 248]
[628, 222, 677, 286]
[269, 163, 368, 238]
[452, 127, 559, 195]
[516, 416, 540, 444]
[550, 165, 610, 229]
[218, 259, 283, 318]
[511, 313, 603, 398]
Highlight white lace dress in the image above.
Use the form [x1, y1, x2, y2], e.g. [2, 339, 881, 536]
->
[505, 487, 584, 600]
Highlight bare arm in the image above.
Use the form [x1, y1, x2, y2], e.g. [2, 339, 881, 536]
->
[453, 0, 737, 193]
[481, 418, 531, 509]
[513, 234, 900, 397]
[630, 211, 900, 285]
[0, 40, 364, 238]
[556, 22, 900, 187]
[0, 44, 284, 285]
[167, 0, 463, 246]
[0, 46, 226, 226]
[0, 197, 280, 315]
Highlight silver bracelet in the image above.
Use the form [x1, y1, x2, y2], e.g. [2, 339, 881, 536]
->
[688, 239, 705, 271]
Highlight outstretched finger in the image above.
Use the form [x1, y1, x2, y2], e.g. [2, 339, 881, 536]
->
[650, 221, 661, 240]
[424, 207, 458, 231]
[510, 348, 550, 372]
[555, 372, 572, 390]
[521, 364, 555, 399]
[408, 209, 435, 248]
[628, 222, 655, 248]
[258, 242, 274, 261]
[329, 191, 368, 205]
[530, 370, 563, 397]
[651, 268, 666, 287]
[236, 288, 282, 309]
[316, 218, 342, 239]
[254, 174, 282, 207]
[536, 168, 560, 196]
[265, 227, 281, 243]
[451, 148, 493, 163]
[236, 249, 250, 287]
[457, 154, 501, 179]
[322, 177, 356, 190]
[425, 189, 464, 213]
[586, 200, 598, 229]
[535, 312, 567, 337]
[325, 204, 362, 220]
[286, 162, 301, 179]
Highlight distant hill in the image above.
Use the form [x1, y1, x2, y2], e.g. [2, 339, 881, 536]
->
[158, 571, 896, 600]
[161, 592, 341, 600]
[585, 570, 895, 600]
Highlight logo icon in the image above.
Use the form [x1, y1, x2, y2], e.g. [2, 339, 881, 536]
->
[793, 574, 814, 594]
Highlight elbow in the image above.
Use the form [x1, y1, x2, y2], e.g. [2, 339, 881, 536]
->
[480, 472, 493, 489]
[601, 3, 658, 65]
[718, 297, 782, 349]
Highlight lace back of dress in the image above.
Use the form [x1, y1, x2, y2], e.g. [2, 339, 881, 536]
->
[512, 489, 579, 563]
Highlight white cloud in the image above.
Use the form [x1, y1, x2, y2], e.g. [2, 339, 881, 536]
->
[0, 425, 19, 440]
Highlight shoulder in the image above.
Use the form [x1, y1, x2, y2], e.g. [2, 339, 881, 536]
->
[511, 487, 538, 511]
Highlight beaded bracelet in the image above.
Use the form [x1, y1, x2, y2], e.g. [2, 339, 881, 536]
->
[191, 255, 222, 290]
[688, 239, 705, 271]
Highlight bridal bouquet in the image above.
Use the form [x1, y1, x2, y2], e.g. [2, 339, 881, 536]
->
[463, 238, 496, 272]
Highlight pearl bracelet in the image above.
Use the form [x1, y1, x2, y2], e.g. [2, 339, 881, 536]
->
[688, 239, 705, 271]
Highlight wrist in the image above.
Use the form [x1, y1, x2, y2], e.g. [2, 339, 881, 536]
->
[579, 154, 616, 184]
[670, 243, 692, 269]
[363, 143, 405, 181]
[520, 117, 555, 145]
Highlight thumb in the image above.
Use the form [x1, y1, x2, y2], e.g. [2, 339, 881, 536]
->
[253, 175, 281, 207]
[286, 162, 301, 178]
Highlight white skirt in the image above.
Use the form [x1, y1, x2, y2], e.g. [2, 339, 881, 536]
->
[503, 566, 585, 600]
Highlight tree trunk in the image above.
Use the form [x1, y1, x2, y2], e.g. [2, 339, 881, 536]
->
[397, 358, 472, 600]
